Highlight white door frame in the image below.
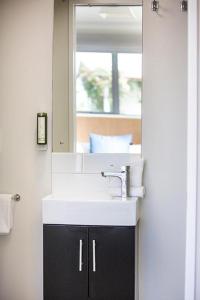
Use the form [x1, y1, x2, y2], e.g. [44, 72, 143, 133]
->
[185, 0, 198, 299]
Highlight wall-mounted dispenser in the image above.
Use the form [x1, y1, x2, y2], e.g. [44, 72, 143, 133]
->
[37, 113, 47, 145]
[181, 0, 187, 12]
[151, 0, 159, 12]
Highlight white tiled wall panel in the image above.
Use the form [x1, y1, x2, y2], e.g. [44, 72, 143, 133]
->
[82, 153, 141, 174]
[52, 153, 82, 173]
[52, 173, 110, 198]
[52, 153, 143, 197]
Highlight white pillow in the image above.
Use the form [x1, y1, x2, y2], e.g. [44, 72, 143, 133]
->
[90, 133, 132, 153]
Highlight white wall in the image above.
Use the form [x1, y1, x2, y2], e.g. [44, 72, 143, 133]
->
[141, 0, 187, 299]
[0, 1, 53, 300]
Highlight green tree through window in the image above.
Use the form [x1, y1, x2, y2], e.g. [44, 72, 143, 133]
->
[76, 52, 142, 116]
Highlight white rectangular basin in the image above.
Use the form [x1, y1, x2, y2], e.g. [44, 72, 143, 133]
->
[42, 195, 140, 226]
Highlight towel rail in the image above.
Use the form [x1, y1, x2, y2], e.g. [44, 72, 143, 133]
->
[12, 194, 20, 202]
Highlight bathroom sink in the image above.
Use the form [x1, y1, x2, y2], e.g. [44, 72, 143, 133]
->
[42, 195, 140, 226]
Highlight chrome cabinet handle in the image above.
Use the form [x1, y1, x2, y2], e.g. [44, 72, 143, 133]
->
[79, 240, 83, 272]
[92, 240, 96, 272]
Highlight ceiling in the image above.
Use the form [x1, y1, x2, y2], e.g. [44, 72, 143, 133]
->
[76, 6, 142, 37]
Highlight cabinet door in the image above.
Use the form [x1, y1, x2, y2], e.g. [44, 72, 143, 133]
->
[89, 226, 135, 300]
[43, 225, 88, 300]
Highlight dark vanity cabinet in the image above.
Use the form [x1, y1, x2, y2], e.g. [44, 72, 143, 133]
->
[43, 226, 88, 300]
[43, 225, 135, 300]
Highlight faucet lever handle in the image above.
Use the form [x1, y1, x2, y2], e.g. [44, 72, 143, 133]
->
[121, 166, 126, 172]
[121, 165, 130, 173]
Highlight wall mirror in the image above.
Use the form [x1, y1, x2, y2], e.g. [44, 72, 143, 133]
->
[53, 0, 142, 154]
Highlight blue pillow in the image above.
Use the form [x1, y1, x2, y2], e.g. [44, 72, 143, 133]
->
[89, 133, 132, 153]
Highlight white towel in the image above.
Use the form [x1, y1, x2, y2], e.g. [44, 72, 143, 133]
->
[109, 186, 145, 198]
[0, 194, 15, 235]
[129, 158, 144, 187]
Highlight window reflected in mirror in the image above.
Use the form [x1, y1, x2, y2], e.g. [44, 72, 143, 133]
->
[76, 52, 113, 114]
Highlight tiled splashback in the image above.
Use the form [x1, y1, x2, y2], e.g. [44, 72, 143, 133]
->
[52, 153, 142, 197]
[52, 153, 83, 173]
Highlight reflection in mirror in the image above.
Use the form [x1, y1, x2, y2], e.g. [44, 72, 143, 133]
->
[76, 6, 142, 154]
[53, 2, 142, 154]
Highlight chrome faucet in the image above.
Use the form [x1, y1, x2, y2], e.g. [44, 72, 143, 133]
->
[101, 166, 130, 199]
